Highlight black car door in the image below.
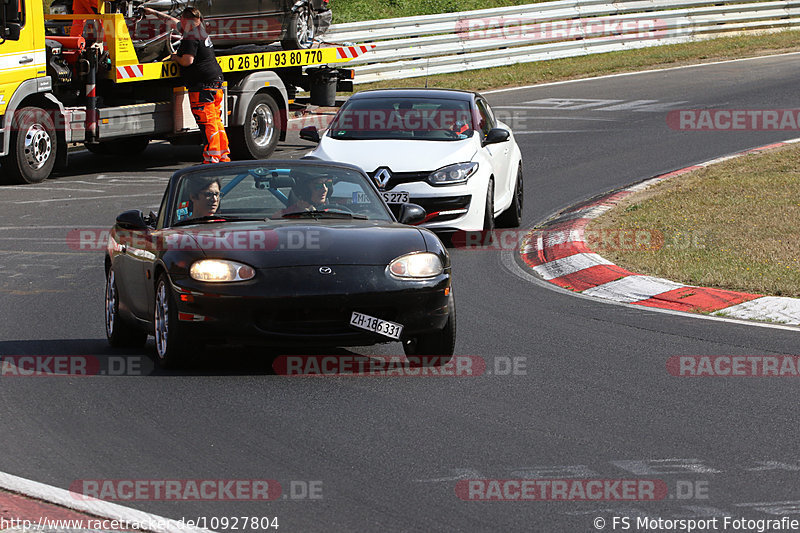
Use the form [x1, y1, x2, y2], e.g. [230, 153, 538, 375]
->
[260, 0, 285, 16]
[196, 0, 259, 17]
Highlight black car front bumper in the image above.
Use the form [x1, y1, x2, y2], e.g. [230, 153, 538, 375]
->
[170, 265, 451, 347]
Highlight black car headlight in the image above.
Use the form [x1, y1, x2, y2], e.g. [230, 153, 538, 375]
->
[190, 260, 255, 282]
[428, 162, 478, 186]
[387, 252, 443, 279]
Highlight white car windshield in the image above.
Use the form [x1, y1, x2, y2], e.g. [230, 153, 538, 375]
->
[327, 97, 475, 141]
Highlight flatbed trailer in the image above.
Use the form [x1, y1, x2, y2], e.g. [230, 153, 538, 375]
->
[0, 1, 372, 184]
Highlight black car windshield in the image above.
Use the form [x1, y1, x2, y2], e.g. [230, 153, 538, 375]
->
[327, 97, 474, 141]
[169, 164, 393, 226]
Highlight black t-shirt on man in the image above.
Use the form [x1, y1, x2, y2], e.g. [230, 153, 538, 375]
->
[176, 25, 223, 91]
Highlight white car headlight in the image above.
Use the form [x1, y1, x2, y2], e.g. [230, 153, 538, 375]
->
[190, 260, 255, 282]
[428, 162, 478, 186]
[388, 252, 443, 279]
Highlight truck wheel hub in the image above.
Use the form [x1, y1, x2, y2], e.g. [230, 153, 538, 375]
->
[250, 104, 275, 148]
[23, 124, 51, 170]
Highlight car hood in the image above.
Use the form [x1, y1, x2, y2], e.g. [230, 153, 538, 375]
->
[163, 220, 428, 268]
[311, 137, 478, 173]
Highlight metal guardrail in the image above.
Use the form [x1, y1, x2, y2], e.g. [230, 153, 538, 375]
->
[325, 0, 800, 84]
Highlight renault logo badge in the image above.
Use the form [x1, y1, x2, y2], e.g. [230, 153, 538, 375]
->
[373, 168, 392, 189]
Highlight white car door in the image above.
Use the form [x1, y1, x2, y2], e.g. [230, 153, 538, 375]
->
[476, 98, 512, 211]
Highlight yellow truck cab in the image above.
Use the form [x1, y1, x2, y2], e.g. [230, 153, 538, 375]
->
[0, 0, 55, 183]
[0, 0, 366, 184]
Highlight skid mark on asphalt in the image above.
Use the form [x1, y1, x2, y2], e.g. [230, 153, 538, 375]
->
[0, 254, 98, 293]
[0, 185, 108, 193]
[10, 192, 162, 205]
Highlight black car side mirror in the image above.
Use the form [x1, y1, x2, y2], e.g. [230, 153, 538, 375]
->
[398, 203, 426, 225]
[300, 126, 320, 143]
[116, 210, 149, 230]
[483, 128, 510, 146]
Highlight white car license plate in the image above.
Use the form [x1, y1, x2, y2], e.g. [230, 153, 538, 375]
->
[350, 312, 404, 340]
[381, 191, 409, 204]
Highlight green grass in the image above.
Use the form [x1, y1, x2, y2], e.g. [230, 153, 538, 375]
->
[330, 0, 540, 24]
[588, 145, 800, 298]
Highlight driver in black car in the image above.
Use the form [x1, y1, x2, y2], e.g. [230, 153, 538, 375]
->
[279, 175, 332, 215]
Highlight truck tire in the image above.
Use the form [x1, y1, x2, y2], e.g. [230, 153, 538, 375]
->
[229, 93, 281, 160]
[1, 107, 57, 184]
[85, 136, 150, 157]
[281, 5, 316, 50]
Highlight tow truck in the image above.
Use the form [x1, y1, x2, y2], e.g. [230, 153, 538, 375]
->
[0, 0, 372, 183]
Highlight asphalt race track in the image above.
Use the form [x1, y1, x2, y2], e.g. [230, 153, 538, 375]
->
[2, 54, 800, 532]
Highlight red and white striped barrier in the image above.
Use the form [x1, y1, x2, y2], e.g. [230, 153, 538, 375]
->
[336, 45, 372, 60]
[116, 64, 145, 80]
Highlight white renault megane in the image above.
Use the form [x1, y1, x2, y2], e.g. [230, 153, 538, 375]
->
[300, 88, 524, 232]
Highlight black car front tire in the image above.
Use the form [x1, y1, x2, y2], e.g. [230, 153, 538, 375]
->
[154, 274, 192, 368]
[105, 267, 148, 348]
[403, 292, 456, 367]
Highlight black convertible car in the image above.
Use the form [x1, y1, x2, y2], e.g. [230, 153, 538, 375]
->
[104, 161, 455, 368]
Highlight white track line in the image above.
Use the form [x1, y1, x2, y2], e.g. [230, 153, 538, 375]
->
[485, 52, 800, 94]
[0, 471, 214, 533]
